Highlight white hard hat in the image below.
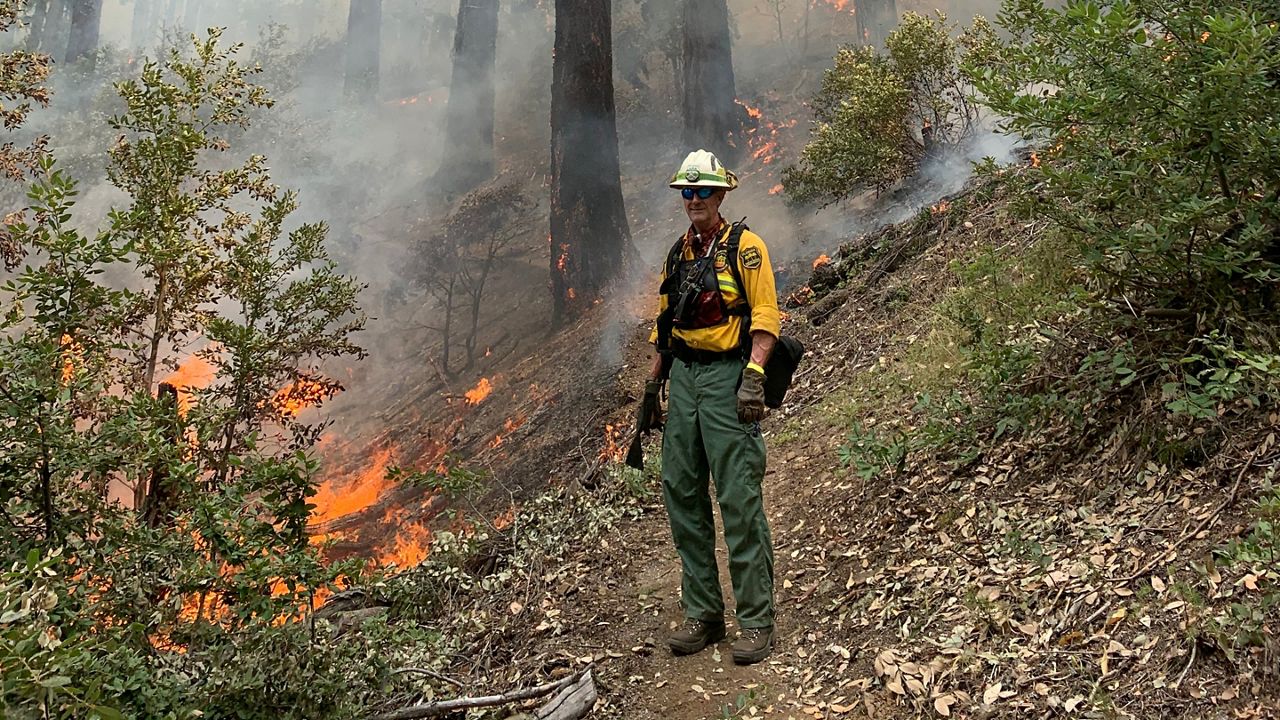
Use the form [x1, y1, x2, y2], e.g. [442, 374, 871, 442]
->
[668, 149, 739, 190]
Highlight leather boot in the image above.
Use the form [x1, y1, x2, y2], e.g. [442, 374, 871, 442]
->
[668, 618, 726, 655]
[732, 626, 774, 665]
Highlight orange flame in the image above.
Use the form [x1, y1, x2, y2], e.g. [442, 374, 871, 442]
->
[735, 98, 764, 119]
[600, 424, 626, 463]
[271, 378, 331, 419]
[379, 522, 431, 568]
[309, 447, 396, 525]
[163, 355, 217, 414]
[769, 183, 784, 196]
[931, 201, 951, 216]
[556, 243, 570, 273]
[812, 254, 831, 270]
[735, 99, 798, 167]
[59, 333, 81, 384]
[1030, 152, 1041, 168]
[464, 377, 493, 405]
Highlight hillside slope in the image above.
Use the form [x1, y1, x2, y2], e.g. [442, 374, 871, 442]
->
[418, 172, 1279, 720]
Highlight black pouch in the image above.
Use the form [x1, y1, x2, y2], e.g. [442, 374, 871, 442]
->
[670, 256, 728, 329]
[763, 335, 805, 409]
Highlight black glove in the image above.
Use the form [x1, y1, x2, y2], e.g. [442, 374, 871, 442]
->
[737, 367, 766, 424]
[626, 381, 664, 471]
[638, 379, 664, 432]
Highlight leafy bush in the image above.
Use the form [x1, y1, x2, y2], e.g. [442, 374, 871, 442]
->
[970, 0, 1280, 419]
[783, 12, 993, 204]
[0, 30, 409, 720]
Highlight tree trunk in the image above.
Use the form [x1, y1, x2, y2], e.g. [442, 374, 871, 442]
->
[681, 0, 740, 163]
[65, 0, 101, 64]
[26, 0, 49, 51]
[439, 0, 498, 194]
[801, 0, 810, 56]
[549, 0, 633, 323]
[131, 0, 156, 49]
[345, 0, 383, 102]
[854, 0, 897, 49]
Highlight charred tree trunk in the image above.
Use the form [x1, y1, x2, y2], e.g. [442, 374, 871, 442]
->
[439, 0, 498, 194]
[141, 383, 182, 528]
[65, 0, 101, 64]
[26, 0, 50, 51]
[345, 0, 383, 102]
[681, 0, 740, 163]
[549, 0, 633, 323]
[854, 0, 897, 49]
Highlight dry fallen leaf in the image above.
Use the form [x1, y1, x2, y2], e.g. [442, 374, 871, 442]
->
[933, 693, 956, 716]
[983, 682, 1002, 705]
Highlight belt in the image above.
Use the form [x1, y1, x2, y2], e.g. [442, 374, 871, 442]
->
[671, 341, 744, 364]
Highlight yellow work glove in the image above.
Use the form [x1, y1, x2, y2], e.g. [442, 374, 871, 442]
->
[736, 367, 766, 424]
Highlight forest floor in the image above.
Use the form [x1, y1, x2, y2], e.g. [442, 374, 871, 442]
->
[515, 182, 1280, 719]
[320, 170, 1278, 719]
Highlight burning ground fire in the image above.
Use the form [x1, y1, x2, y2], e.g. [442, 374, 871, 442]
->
[736, 99, 798, 167]
[157, 352, 532, 579]
[465, 376, 494, 405]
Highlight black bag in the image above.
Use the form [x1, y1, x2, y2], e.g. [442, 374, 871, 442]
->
[763, 335, 804, 409]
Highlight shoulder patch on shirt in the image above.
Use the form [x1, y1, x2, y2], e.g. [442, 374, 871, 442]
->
[740, 246, 763, 270]
[714, 250, 728, 271]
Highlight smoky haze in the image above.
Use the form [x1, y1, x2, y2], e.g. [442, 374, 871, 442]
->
[8, 0, 1018, 381]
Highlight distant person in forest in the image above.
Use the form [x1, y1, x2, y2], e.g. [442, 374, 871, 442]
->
[645, 149, 780, 665]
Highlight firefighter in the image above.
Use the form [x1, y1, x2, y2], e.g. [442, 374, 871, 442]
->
[648, 149, 779, 665]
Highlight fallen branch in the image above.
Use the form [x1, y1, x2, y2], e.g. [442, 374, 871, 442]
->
[1118, 453, 1257, 583]
[371, 665, 594, 720]
[536, 669, 597, 720]
[390, 667, 466, 689]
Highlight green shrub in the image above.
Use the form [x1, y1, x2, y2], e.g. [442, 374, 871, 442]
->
[969, 0, 1280, 420]
[0, 31, 408, 720]
[783, 12, 994, 204]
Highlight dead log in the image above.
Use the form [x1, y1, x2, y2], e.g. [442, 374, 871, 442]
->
[371, 666, 595, 720]
[536, 669, 596, 719]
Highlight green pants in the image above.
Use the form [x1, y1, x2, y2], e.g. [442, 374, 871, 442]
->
[661, 357, 774, 629]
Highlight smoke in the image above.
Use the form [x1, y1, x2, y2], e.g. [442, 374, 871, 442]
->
[9, 0, 1025, 409]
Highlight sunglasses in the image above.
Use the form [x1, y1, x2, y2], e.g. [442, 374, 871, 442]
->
[681, 187, 718, 200]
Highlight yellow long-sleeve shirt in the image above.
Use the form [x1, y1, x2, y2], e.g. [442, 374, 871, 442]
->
[649, 223, 781, 353]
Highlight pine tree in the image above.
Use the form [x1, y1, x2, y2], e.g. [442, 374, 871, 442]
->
[64, 0, 101, 64]
[681, 0, 740, 162]
[549, 0, 634, 322]
[439, 0, 498, 194]
[345, 0, 382, 102]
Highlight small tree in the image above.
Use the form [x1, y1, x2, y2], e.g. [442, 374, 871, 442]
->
[0, 0, 51, 267]
[412, 181, 535, 373]
[782, 11, 992, 205]
[0, 31, 393, 719]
